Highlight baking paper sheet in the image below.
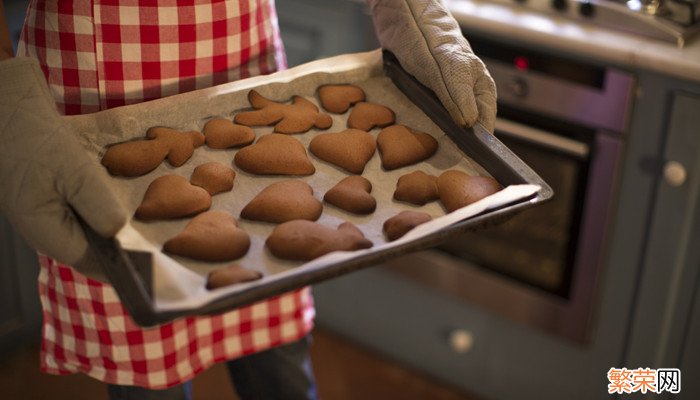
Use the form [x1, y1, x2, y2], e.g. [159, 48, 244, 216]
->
[65, 50, 539, 312]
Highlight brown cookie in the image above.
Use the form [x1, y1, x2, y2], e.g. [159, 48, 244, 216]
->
[308, 129, 376, 174]
[241, 180, 323, 224]
[437, 170, 502, 212]
[135, 175, 212, 220]
[206, 264, 263, 290]
[318, 84, 366, 114]
[266, 220, 373, 261]
[163, 211, 250, 262]
[102, 127, 205, 177]
[383, 210, 433, 241]
[203, 118, 255, 149]
[324, 176, 376, 215]
[101, 139, 169, 177]
[393, 171, 439, 205]
[190, 162, 236, 195]
[377, 125, 438, 170]
[347, 102, 396, 131]
[234, 133, 315, 176]
[234, 90, 333, 134]
[146, 127, 206, 167]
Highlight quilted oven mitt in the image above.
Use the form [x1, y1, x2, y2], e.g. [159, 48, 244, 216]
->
[368, 0, 497, 132]
[0, 57, 127, 279]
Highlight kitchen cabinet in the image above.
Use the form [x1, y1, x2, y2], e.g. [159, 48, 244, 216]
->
[0, 217, 41, 352]
[624, 90, 700, 398]
[275, 0, 377, 67]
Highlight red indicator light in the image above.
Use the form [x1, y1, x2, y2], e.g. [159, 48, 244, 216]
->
[514, 56, 529, 71]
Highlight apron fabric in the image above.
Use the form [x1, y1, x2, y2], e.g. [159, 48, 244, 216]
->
[18, 0, 315, 389]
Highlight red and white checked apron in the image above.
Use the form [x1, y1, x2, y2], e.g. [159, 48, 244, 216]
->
[17, 0, 315, 389]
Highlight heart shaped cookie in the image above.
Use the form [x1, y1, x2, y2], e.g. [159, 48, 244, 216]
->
[234, 133, 315, 176]
[203, 118, 255, 149]
[101, 139, 169, 177]
[241, 180, 323, 223]
[135, 175, 212, 220]
[309, 129, 376, 174]
[318, 84, 366, 114]
[234, 90, 333, 134]
[383, 210, 433, 241]
[437, 170, 502, 212]
[163, 211, 251, 262]
[393, 171, 439, 205]
[206, 264, 263, 290]
[190, 162, 236, 195]
[377, 125, 438, 170]
[324, 176, 376, 215]
[266, 220, 373, 261]
[347, 102, 395, 131]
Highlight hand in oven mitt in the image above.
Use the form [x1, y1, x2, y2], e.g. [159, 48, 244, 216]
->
[368, 0, 497, 132]
[0, 57, 128, 280]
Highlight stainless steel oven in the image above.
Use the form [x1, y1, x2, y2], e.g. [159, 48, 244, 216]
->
[388, 34, 636, 343]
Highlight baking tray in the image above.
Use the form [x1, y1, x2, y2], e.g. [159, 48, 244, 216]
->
[81, 50, 553, 327]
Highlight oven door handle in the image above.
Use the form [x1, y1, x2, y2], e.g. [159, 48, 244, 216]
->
[494, 118, 590, 160]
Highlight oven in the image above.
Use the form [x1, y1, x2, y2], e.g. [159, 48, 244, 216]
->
[387, 33, 636, 343]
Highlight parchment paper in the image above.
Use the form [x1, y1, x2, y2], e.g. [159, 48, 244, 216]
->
[65, 50, 539, 312]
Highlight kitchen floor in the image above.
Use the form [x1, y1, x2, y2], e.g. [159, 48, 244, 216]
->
[0, 327, 481, 400]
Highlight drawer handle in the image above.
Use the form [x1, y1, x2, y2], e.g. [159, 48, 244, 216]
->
[448, 329, 474, 354]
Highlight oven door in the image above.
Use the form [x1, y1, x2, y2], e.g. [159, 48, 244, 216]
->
[389, 117, 622, 343]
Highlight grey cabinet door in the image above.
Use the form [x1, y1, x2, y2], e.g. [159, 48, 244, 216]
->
[276, 0, 378, 68]
[625, 92, 700, 398]
[0, 217, 42, 351]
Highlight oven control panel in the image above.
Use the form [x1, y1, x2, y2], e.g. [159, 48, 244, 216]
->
[468, 35, 637, 133]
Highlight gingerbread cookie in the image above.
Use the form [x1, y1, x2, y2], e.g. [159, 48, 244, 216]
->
[234, 90, 333, 134]
[324, 176, 376, 215]
[135, 175, 211, 220]
[203, 118, 255, 149]
[101, 127, 204, 177]
[318, 84, 366, 114]
[241, 180, 323, 224]
[266, 220, 373, 261]
[146, 127, 206, 167]
[206, 264, 263, 290]
[190, 162, 236, 195]
[163, 211, 250, 262]
[383, 210, 433, 241]
[347, 102, 396, 131]
[393, 171, 439, 205]
[101, 139, 169, 177]
[377, 125, 438, 170]
[234, 133, 315, 176]
[308, 129, 376, 174]
[437, 170, 502, 212]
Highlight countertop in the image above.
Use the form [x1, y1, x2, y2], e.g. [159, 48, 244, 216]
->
[448, 0, 700, 83]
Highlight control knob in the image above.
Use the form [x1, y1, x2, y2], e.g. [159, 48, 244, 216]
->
[509, 77, 529, 98]
[579, 0, 595, 17]
[552, 0, 568, 11]
[552, 0, 569, 12]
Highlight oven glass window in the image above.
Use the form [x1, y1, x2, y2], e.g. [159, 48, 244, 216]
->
[438, 132, 588, 298]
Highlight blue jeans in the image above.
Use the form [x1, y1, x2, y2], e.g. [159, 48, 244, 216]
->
[106, 335, 317, 400]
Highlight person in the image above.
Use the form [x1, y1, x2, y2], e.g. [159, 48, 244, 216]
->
[0, 0, 496, 399]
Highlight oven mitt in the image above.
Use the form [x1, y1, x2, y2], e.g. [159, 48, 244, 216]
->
[368, 0, 497, 132]
[0, 57, 127, 280]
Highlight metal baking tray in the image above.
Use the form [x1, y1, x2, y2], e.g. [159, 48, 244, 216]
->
[82, 50, 553, 327]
